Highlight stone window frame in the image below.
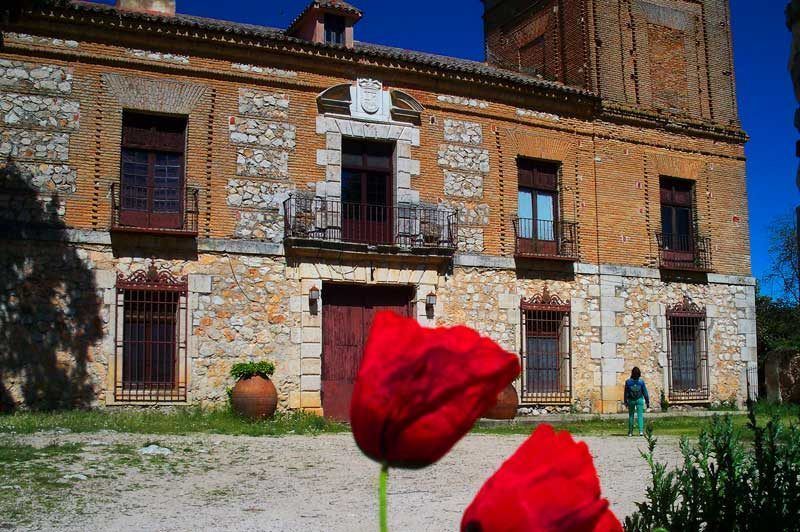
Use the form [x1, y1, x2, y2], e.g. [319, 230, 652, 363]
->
[315, 80, 422, 206]
[665, 296, 710, 403]
[100, 268, 210, 406]
[315, 115, 421, 205]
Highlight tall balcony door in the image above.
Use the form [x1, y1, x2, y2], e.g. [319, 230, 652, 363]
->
[660, 177, 695, 265]
[120, 112, 187, 230]
[341, 139, 394, 245]
[517, 159, 559, 256]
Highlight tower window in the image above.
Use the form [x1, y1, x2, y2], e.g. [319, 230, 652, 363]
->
[324, 14, 346, 45]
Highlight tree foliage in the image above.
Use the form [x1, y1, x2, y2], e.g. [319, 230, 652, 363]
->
[765, 214, 800, 306]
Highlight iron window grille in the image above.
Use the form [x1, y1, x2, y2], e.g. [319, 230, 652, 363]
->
[113, 263, 189, 403]
[520, 289, 572, 405]
[666, 297, 710, 402]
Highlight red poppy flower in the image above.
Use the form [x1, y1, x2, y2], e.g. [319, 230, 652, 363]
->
[461, 424, 622, 532]
[350, 311, 520, 469]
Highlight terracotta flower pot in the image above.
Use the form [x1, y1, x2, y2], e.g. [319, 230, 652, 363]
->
[231, 375, 278, 420]
[483, 382, 519, 420]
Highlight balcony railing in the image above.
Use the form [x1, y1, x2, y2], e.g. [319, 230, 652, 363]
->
[283, 196, 457, 253]
[513, 218, 579, 261]
[110, 183, 199, 237]
[656, 232, 712, 272]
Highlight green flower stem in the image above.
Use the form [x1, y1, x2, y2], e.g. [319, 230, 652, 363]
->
[379, 464, 389, 532]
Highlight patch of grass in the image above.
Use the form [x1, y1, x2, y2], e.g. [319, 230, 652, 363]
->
[0, 442, 85, 527]
[474, 413, 797, 439]
[0, 407, 349, 437]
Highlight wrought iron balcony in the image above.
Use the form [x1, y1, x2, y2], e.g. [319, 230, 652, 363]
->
[283, 196, 457, 253]
[655, 232, 712, 272]
[513, 218, 579, 261]
[110, 183, 199, 237]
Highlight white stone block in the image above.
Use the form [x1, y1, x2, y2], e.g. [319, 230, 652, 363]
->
[301, 342, 322, 358]
[498, 293, 519, 310]
[590, 343, 602, 359]
[604, 326, 626, 345]
[289, 295, 303, 313]
[409, 159, 421, 176]
[188, 274, 212, 294]
[316, 115, 327, 134]
[299, 263, 319, 279]
[396, 171, 411, 189]
[301, 375, 321, 392]
[326, 132, 341, 149]
[95, 270, 116, 289]
[738, 319, 755, 334]
[602, 357, 625, 373]
[603, 297, 625, 312]
[397, 141, 412, 158]
[601, 342, 617, 358]
[316, 149, 328, 166]
[600, 310, 616, 327]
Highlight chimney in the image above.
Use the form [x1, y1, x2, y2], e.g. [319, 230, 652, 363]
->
[116, 0, 176, 16]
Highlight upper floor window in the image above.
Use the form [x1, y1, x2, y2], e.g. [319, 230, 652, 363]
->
[517, 159, 558, 246]
[119, 112, 187, 231]
[324, 14, 346, 45]
[659, 177, 694, 252]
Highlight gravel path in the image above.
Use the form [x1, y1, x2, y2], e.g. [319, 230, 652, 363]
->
[5, 432, 682, 531]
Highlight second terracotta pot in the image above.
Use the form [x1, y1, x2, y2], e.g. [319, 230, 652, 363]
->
[483, 383, 519, 420]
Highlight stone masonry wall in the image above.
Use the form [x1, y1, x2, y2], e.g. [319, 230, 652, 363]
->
[0, 59, 79, 223]
[228, 88, 297, 242]
[440, 264, 755, 414]
[438, 120, 490, 253]
[0, 242, 301, 411]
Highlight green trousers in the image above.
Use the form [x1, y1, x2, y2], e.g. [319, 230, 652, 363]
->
[628, 397, 645, 435]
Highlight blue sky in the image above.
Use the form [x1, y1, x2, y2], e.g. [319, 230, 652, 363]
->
[98, 0, 800, 293]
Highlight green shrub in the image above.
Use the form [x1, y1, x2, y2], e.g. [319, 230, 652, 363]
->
[230, 361, 275, 381]
[624, 403, 800, 531]
[659, 390, 669, 412]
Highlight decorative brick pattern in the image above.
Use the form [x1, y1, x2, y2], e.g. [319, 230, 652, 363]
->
[102, 73, 207, 114]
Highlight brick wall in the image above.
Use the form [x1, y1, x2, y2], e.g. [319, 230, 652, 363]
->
[0, 9, 749, 275]
[484, 0, 740, 126]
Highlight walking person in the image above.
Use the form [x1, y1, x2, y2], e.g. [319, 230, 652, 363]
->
[625, 367, 650, 437]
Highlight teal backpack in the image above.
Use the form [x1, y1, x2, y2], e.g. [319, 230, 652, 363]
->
[629, 380, 643, 401]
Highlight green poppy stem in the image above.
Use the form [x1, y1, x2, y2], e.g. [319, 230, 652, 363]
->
[379, 464, 389, 532]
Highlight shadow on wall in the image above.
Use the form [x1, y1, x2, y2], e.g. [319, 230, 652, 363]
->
[0, 159, 102, 412]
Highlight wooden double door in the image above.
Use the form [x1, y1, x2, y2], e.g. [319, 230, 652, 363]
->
[321, 284, 413, 421]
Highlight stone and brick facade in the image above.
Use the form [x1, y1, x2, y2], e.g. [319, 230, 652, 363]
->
[0, 0, 754, 415]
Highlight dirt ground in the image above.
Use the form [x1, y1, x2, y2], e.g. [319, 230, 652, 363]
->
[3, 431, 682, 532]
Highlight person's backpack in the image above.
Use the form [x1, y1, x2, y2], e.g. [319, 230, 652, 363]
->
[629, 379, 643, 401]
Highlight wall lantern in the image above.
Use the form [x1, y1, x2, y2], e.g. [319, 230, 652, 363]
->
[309, 285, 320, 314]
[309, 285, 320, 303]
[425, 291, 437, 318]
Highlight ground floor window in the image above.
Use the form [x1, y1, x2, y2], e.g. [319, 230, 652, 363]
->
[666, 297, 709, 402]
[520, 290, 571, 404]
[114, 264, 188, 402]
